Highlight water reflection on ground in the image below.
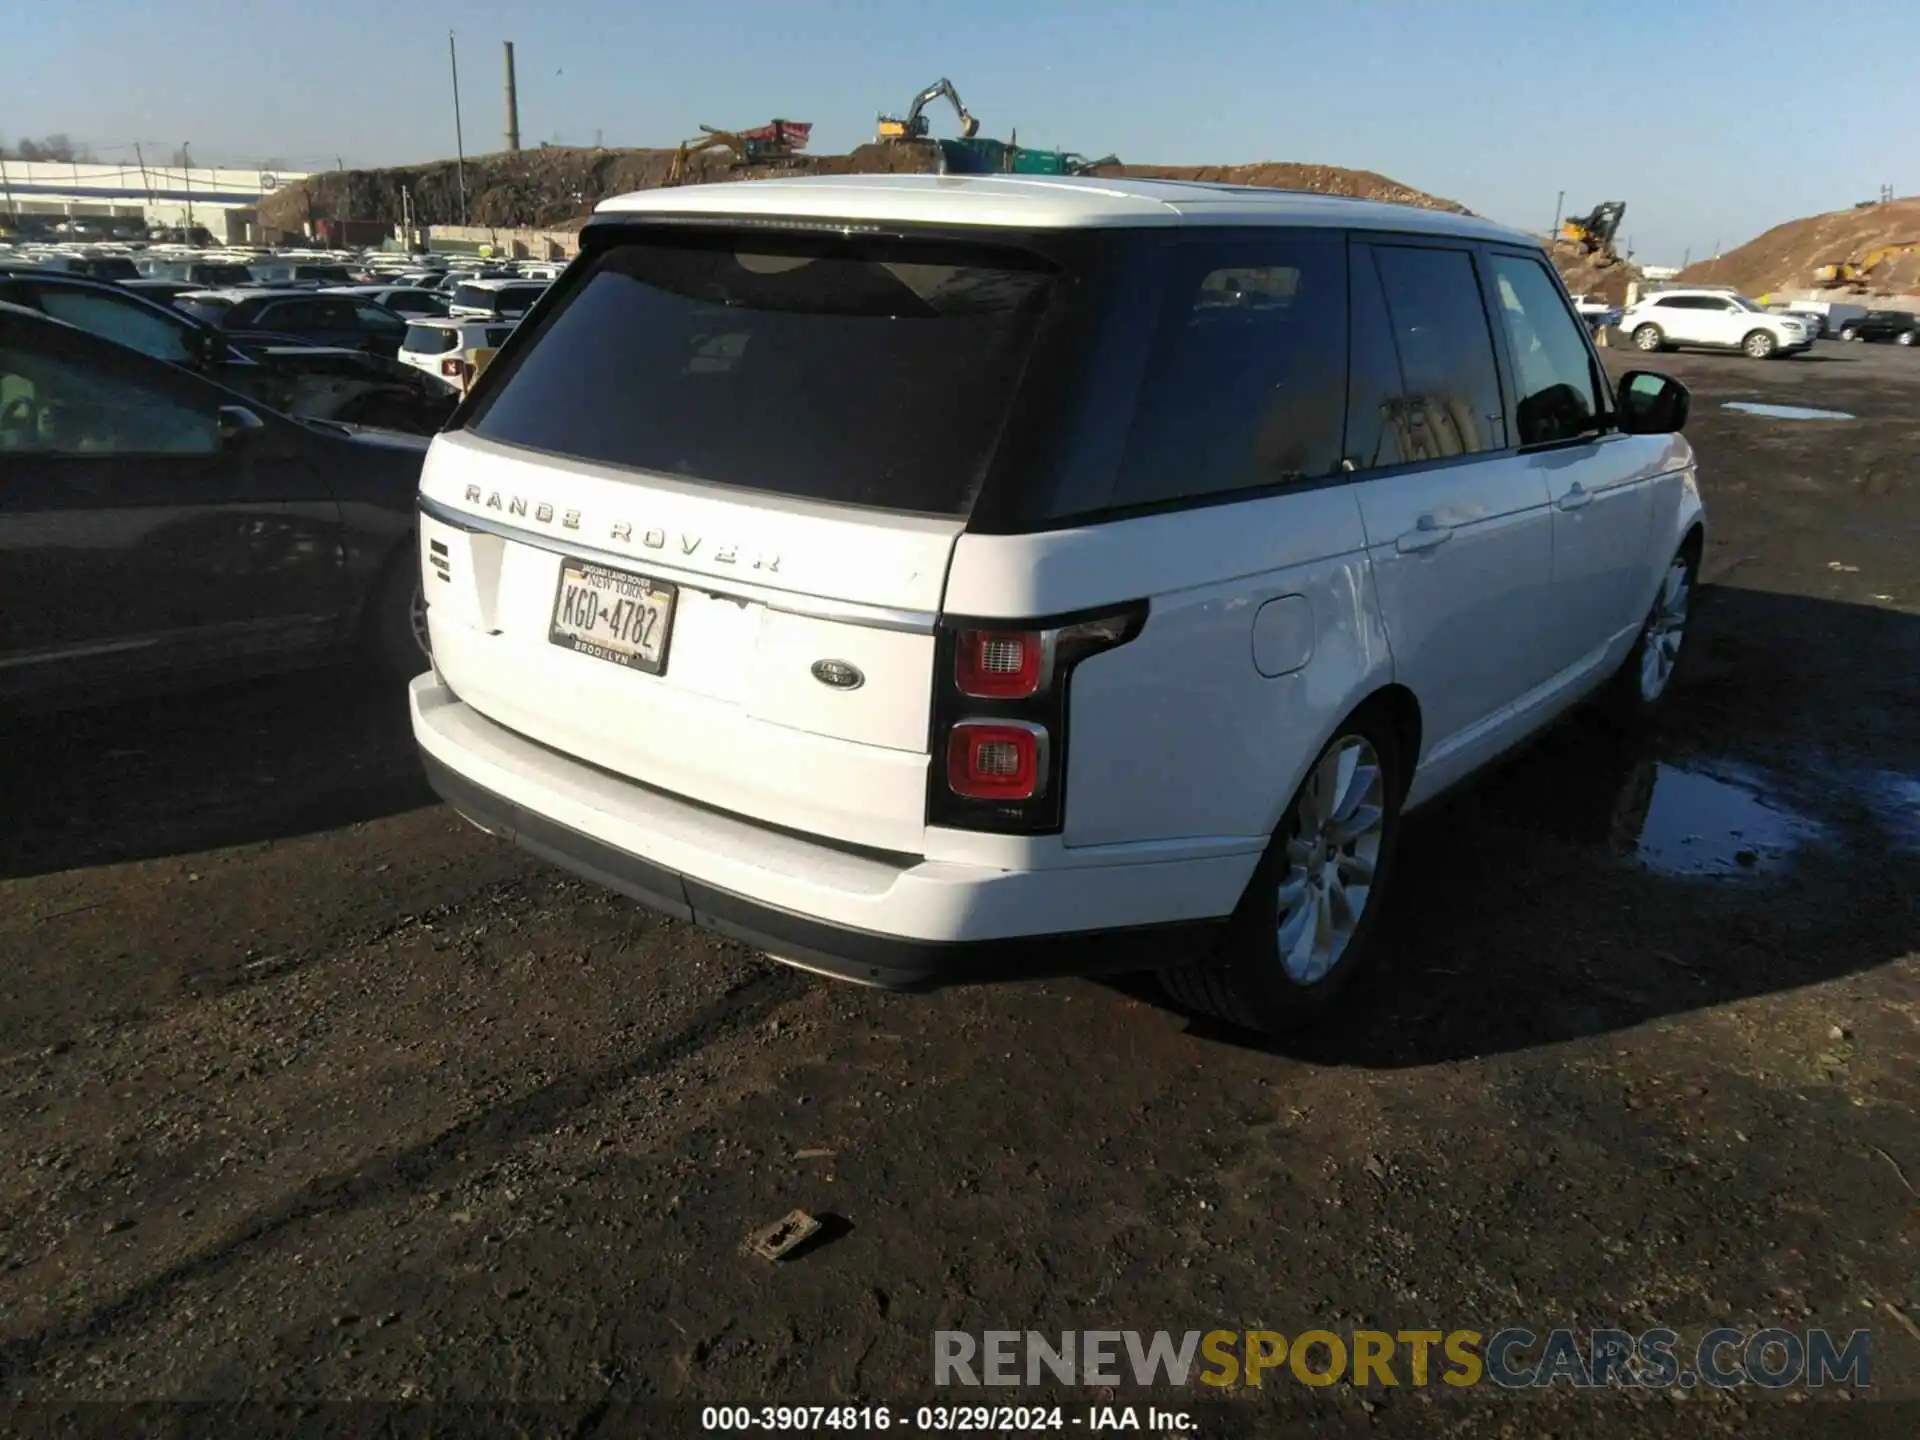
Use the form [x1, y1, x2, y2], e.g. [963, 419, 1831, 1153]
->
[1462, 728, 1841, 880]
[1614, 762, 1822, 876]
[1721, 401, 1856, 421]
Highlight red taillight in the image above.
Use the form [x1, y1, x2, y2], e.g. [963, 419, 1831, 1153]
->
[440, 357, 463, 377]
[955, 629, 1043, 698]
[946, 722, 1045, 801]
[929, 604, 1144, 835]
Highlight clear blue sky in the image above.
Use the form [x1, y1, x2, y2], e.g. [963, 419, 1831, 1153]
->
[6, 0, 1916, 263]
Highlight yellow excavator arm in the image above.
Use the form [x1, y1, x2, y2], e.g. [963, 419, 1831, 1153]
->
[877, 78, 980, 143]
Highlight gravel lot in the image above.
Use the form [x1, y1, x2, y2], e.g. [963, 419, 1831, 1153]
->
[1, 342, 1915, 1436]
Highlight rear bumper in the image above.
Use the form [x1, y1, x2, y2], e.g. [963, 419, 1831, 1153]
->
[410, 676, 1239, 990]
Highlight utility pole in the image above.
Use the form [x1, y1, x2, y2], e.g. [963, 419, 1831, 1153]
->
[0, 149, 14, 223]
[1551, 189, 1565, 238]
[133, 141, 153, 206]
[182, 141, 194, 229]
[450, 31, 469, 224]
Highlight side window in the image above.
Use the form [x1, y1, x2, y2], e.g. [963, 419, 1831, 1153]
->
[1486, 254, 1600, 446]
[312, 299, 360, 329]
[353, 302, 405, 333]
[34, 290, 197, 366]
[1110, 234, 1348, 508]
[1367, 245, 1507, 460]
[1345, 250, 1411, 472]
[254, 301, 307, 330]
[0, 346, 218, 456]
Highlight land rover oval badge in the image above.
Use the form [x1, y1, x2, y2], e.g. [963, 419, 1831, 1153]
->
[811, 659, 864, 691]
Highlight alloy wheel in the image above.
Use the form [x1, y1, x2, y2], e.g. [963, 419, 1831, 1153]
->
[1639, 557, 1691, 702]
[1275, 736, 1385, 985]
[409, 579, 432, 658]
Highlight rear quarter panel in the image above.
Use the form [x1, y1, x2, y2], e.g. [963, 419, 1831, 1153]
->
[943, 484, 1392, 850]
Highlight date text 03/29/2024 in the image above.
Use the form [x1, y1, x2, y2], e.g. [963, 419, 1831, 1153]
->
[700, 1406, 1176, 1432]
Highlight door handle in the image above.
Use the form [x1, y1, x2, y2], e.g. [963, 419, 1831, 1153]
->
[1395, 514, 1454, 554]
[1557, 482, 1593, 511]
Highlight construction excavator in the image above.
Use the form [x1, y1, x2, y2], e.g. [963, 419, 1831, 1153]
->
[1813, 240, 1920, 290]
[664, 119, 813, 187]
[876, 78, 979, 144]
[1559, 202, 1627, 264]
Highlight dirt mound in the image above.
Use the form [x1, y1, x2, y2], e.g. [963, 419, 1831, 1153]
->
[258, 146, 1466, 235]
[1678, 197, 1920, 297]
[1550, 242, 1643, 306]
[1101, 161, 1467, 213]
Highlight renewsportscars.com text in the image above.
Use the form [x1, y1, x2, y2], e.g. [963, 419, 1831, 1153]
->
[934, 1327, 1872, 1390]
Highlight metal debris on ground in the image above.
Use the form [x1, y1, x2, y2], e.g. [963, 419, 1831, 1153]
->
[745, 1210, 822, 1262]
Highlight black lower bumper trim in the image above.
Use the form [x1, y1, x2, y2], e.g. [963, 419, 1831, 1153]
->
[420, 751, 1226, 991]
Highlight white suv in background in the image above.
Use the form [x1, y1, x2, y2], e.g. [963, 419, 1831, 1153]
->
[444, 276, 548, 321]
[1622, 288, 1812, 359]
[397, 317, 515, 395]
[409, 175, 1703, 1032]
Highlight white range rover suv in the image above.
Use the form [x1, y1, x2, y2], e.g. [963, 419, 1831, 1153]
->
[1621, 287, 1813, 359]
[409, 175, 1703, 1032]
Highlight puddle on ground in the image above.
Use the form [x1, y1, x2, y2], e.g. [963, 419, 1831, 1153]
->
[1618, 764, 1824, 877]
[1469, 738, 1825, 879]
[1721, 401, 1856, 421]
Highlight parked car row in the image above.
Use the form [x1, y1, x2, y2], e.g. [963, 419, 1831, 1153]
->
[5, 174, 1711, 1036]
[0, 270, 457, 431]
[0, 299, 432, 709]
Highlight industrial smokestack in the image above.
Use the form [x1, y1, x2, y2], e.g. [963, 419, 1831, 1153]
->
[503, 41, 521, 152]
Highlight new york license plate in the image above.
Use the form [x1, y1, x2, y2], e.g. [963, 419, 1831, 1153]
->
[549, 559, 676, 674]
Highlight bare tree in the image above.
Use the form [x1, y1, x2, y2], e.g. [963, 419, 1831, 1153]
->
[6, 134, 95, 163]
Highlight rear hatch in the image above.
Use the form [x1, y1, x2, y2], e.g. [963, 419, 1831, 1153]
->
[419, 222, 1057, 853]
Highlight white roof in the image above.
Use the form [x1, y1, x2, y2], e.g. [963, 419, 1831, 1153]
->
[179, 286, 309, 301]
[449, 276, 548, 292]
[1635, 286, 1749, 300]
[403, 315, 505, 330]
[595, 173, 1521, 242]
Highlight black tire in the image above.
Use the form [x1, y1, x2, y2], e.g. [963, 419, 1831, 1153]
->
[1158, 711, 1405, 1033]
[1632, 324, 1665, 353]
[1899, 331, 1916, 347]
[363, 545, 430, 678]
[1840, 325, 1860, 342]
[1600, 540, 1698, 728]
[1742, 329, 1777, 360]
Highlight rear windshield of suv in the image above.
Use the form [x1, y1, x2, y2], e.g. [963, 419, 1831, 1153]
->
[465, 230, 1056, 516]
[403, 324, 457, 355]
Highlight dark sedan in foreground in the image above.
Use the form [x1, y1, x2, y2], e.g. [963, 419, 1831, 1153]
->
[0, 303, 431, 708]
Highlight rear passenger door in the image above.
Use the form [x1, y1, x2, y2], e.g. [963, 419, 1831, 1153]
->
[1346, 239, 1558, 794]
[1481, 248, 1654, 670]
[1651, 296, 1710, 345]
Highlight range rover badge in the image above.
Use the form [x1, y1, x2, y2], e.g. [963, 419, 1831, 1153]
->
[811, 659, 864, 691]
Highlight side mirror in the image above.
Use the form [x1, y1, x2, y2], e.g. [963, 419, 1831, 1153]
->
[1616, 371, 1690, 435]
[217, 404, 267, 446]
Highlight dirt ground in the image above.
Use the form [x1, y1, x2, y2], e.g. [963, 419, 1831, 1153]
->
[0, 342, 1916, 1437]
